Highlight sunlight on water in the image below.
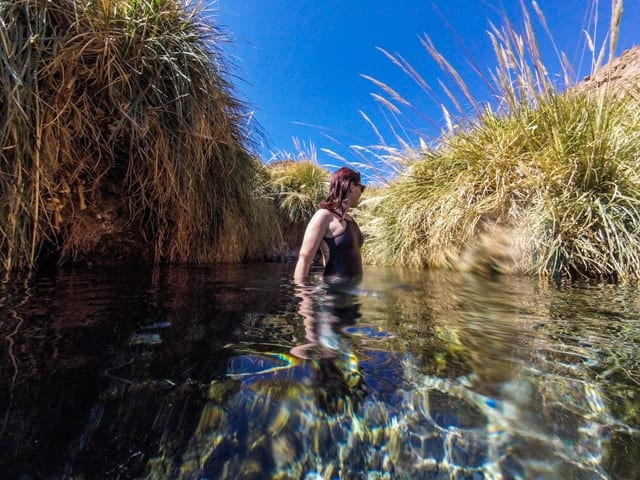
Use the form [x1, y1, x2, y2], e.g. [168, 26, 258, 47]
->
[1, 264, 640, 479]
[172, 267, 640, 479]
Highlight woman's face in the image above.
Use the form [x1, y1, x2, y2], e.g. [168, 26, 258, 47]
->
[348, 179, 365, 206]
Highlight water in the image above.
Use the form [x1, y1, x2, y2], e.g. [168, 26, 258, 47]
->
[1, 264, 639, 479]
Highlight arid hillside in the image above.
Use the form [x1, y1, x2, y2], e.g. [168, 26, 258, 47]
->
[576, 45, 640, 94]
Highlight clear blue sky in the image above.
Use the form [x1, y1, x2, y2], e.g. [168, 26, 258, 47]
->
[213, 1, 640, 173]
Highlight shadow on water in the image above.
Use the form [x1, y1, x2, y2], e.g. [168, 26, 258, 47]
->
[1, 264, 640, 479]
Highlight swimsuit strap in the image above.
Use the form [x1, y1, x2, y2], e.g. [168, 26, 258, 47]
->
[324, 209, 352, 240]
[329, 208, 351, 221]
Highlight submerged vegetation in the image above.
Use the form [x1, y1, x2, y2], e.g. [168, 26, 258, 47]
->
[360, 0, 640, 281]
[0, 0, 276, 277]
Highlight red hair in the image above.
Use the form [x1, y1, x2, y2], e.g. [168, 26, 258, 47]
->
[320, 167, 361, 216]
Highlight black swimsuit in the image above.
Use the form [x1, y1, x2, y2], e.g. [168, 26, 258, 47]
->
[323, 212, 364, 280]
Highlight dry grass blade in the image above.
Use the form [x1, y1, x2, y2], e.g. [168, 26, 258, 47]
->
[418, 34, 481, 116]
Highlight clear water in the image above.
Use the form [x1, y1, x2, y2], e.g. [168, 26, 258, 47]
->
[1, 264, 639, 479]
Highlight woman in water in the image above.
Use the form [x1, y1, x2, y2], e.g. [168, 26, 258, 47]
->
[293, 166, 365, 283]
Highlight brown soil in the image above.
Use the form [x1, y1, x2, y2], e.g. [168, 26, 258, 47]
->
[574, 45, 640, 94]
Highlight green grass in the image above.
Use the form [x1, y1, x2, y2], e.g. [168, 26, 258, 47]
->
[359, 0, 640, 281]
[268, 158, 330, 225]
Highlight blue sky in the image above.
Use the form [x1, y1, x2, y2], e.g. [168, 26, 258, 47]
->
[213, 1, 640, 174]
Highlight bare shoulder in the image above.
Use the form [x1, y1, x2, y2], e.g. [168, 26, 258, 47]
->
[303, 210, 334, 239]
[309, 208, 333, 224]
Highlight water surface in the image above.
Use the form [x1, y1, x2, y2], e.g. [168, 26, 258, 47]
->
[1, 264, 639, 479]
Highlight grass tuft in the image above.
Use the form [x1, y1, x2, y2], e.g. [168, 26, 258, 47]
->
[268, 141, 330, 226]
[360, 0, 640, 281]
[1, 0, 272, 275]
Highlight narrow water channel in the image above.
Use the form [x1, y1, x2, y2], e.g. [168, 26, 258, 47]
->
[1, 264, 639, 479]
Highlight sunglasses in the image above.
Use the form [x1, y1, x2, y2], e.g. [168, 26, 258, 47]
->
[354, 182, 366, 193]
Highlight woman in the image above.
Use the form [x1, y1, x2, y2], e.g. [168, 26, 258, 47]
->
[293, 167, 365, 282]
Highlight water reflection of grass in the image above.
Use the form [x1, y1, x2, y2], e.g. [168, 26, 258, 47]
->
[379, 269, 640, 478]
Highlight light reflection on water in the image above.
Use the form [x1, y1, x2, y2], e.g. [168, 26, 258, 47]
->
[1, 264, 639, 479]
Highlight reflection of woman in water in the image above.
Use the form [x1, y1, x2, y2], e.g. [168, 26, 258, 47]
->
[291, 282, 367, 414]
[290, 283, 362, 359]
[293, 167, 365, 283]
[292, 166, 367, 408]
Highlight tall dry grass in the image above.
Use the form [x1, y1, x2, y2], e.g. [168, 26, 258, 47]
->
[359, 0, 640, 281]
[1, 0, 276, 277]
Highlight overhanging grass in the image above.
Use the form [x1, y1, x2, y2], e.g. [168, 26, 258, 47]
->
[1, 0, 274, 276]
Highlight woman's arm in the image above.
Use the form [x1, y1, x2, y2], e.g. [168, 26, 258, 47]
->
[294, 210, 331, 281]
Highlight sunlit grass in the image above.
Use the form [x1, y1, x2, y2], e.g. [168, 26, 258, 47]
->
[359, 0, 640, 281]
[268, 158, 330, 225]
